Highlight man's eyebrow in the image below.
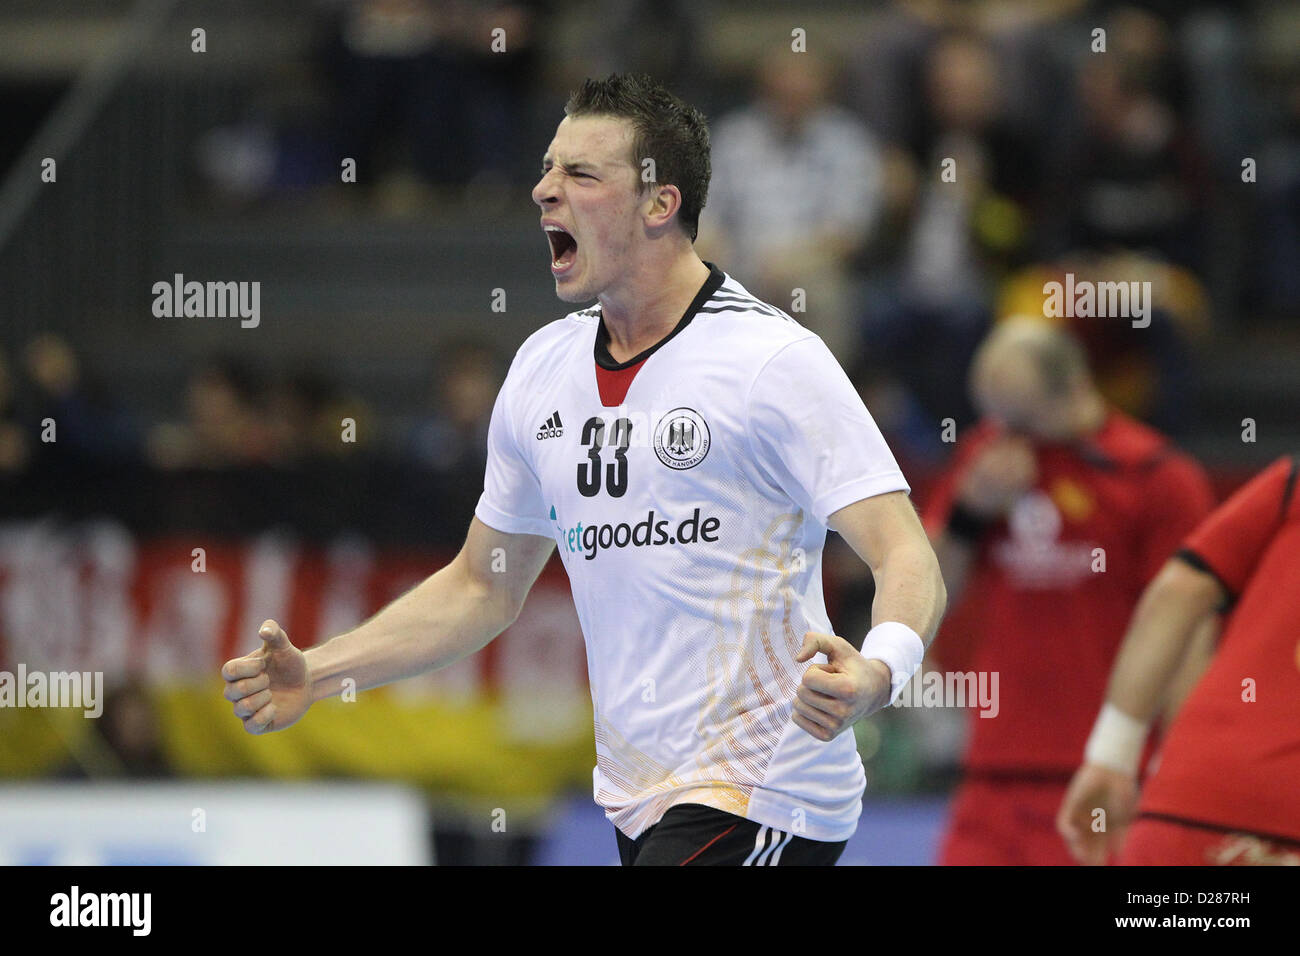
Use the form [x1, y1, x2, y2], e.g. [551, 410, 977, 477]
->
[541, 156, 600, 173]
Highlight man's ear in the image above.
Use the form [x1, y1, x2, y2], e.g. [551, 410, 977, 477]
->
[644, 183, 683, 231]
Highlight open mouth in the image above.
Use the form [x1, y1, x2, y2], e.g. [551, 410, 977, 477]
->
[545, 225, 578, 272]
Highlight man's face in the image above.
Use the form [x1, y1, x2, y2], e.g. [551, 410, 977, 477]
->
[532, 114, 645, 302]
[972, 351, 1068, 441]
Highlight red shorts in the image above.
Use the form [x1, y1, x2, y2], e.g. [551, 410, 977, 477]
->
[1119, 815, 1300, 866]
[937, 773, 1077, 866]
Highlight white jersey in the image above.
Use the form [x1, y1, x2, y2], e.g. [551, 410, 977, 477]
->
[475, 264, 910, 841]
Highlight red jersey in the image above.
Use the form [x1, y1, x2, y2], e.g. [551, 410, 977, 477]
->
[1137, 455, 1300, 843]
[923, 410, 1215, 774]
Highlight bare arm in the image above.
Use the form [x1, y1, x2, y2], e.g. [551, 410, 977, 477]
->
[222, 517, 555, 733]
[1158, 614, 1219, 726]
[829, 490, 948, 646]
[1056, 557, 1224, 863]
[1102, 557, 1224, 723]
[790, 490, 948, 742]
[307, 517, 556, 701]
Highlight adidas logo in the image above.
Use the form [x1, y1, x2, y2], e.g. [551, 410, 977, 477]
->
[536, 411, 564, 440]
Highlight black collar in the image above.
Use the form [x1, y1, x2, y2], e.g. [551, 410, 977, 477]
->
[593, 262, 726, 371]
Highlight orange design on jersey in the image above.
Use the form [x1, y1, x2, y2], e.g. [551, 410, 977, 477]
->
[598, 508, 821, 837]
[1050, 476, 1095, 522]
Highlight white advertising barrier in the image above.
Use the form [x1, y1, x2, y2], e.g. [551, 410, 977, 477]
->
[0, 782, 432, 865]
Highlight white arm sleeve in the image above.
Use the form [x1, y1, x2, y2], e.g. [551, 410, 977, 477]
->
[746, 335, 909, 525]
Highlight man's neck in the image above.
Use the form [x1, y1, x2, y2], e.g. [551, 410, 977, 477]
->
[598, 253, 711, 364]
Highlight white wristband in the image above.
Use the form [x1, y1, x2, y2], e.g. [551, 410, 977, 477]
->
[860, 621, 925, 706]
[1083, 703, 1148, 775]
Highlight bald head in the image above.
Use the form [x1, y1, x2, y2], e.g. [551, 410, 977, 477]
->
[970, 319, 1101, 440]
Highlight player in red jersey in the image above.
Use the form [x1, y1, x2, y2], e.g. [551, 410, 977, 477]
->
[1059, 455, 1300, 865]
[924, 319, 1216, 865]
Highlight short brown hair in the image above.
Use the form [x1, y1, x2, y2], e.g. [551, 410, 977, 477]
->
[565, 73, 711, 241]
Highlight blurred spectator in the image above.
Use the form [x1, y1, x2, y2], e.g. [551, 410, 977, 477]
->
[587, 0, 717, 113]
[149, 356, 377, 468]
[406, 338, 501, 469]
[17, 334, 140, 465]
[1043, 7, 1210, 270]
[848, 359, 951, 468]
[696, 51, 884, 363]
[324, 0, 547, 195]
[198, 0, 547, 210]
[1177, 6, 1253, 173]
[903, 31, 1044, 266]
[857, 30, 1042, 428]
[147, 356, 275, 469]
[405, 338, 502, 519]
[1257, 72, 1300, 321]
[0, 348, 30, 474]
[844, 0, 1084, 176]
[921, 318, 1215, 864]
[265, 369, 359, 466]
[55, 681, 175, 780]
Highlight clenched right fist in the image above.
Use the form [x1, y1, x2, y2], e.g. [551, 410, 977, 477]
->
[221, 620, 313, 734]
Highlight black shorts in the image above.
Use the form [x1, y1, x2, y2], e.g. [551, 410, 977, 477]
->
[615, 803, 847, 866]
